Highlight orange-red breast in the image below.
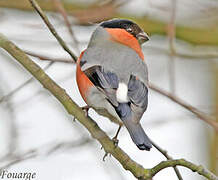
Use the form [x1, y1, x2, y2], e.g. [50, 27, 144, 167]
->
[76, 19, 151, 150]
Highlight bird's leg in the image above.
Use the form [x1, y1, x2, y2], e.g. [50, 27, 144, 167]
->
[82, 105, 90, 117]
[112, 125, 122, 147]
[102, 125, 122, 161]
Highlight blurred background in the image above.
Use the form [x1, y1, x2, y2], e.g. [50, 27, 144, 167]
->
[0, 0, 217, 179]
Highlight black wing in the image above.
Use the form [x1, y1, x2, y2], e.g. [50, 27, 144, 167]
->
[84, 65, 119, 107]
[128, 75, 148, 110]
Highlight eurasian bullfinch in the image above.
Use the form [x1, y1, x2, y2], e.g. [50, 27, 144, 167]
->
[76, 19, 152, 150]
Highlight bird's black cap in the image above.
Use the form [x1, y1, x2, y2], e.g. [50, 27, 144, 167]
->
[100, 19, 135, 29]
[100, 19, 149, 43]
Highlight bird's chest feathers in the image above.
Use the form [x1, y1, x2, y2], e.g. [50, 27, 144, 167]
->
[105, 28, 144, 60]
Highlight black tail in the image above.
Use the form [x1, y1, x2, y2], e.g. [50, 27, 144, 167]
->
[122, 118, 152, 150]
[115, 103, 152, 151]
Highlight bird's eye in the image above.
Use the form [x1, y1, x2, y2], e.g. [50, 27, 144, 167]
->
[127, 27, 133, 33]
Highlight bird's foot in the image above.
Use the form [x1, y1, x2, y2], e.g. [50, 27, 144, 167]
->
[103, 152, 111, 161]
[101, 137, 118, 162]
[100, 146, 111, 161]
[82, 105, 90, 117]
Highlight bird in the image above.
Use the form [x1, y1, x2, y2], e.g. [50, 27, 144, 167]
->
[76, 19, 152, 151]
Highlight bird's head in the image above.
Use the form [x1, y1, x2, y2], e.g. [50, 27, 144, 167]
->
[100, 19, 149, 45]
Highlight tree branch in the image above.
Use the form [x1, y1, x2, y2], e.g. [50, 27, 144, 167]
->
[52, 0, 80, 54]
[167, 0, 177, 94]
[0, 32, 217, 180]
[25, 50, 73, 63]
[150, 159, 218, 180]
[149, 83, 218, 132]
[28, 0, 77, 62]
[0, 61, 54, 103]
[151, 140, 183, 180]
[0, 137, 92, 170]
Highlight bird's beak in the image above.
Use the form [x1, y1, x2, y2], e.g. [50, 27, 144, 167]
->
[137, 31, 149, 44]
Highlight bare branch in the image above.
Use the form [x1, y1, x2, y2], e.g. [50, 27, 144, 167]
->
[25, 50, 74, 63]
[150, 159, 218, 180]
[151, 140, 183, 180]
[28, 0, 77, 62]
[149, 83, 218, 131]
[0, 85, 17, 158]
[0, 138, 92, 170]
[0, 150, 37, 170]
[0, 62, 54, 103]
[52, 0, 80, 54]
[167, 0, 177, 94]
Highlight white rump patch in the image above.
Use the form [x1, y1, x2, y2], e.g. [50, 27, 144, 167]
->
[116, 83, 128, 103]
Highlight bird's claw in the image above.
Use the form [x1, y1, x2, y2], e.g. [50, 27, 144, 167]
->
[101, 139, 118, 161]
[103, 152, 111, 161]
[101, 146, 111, 161]
[82, 105, 90, 117]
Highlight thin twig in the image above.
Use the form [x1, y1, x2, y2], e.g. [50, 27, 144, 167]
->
[149, 83, 218, 131]
[0, 85, 17, 158]
[28, 0, 77, 62]
[150, 159, 218, 180]
[52, 0, 80, 54]
[167, 0, 177, 94]
[25, 50, 74, 63]
[0, 61, 54, 103]
[151, 140, 183, 180]
[0, 150, 37, 170]
[0, 138, 92, 170]
[0, 49, 75, 103]
[46, 137, 92, 155]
